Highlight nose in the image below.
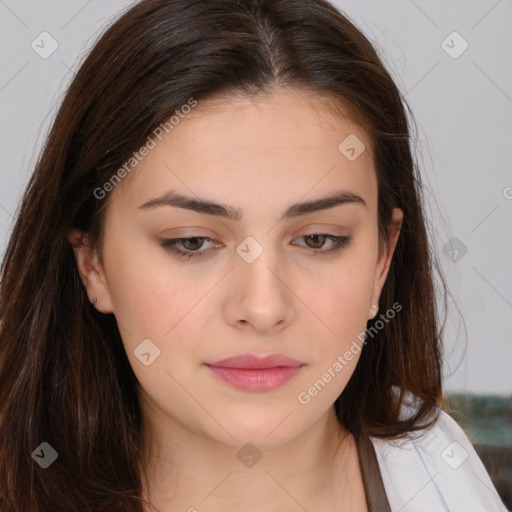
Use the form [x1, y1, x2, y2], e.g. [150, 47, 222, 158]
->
[223, 241, 295, 334]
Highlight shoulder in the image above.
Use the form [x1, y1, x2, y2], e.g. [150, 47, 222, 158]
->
[369, 402, 508, 511]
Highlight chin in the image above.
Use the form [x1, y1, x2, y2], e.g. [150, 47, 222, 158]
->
[197, 410, 308, 452]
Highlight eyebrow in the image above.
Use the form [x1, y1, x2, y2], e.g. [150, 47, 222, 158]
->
[138, 189, 367, 220]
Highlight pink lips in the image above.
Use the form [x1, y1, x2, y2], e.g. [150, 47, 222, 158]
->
[204, 353, 305, 392]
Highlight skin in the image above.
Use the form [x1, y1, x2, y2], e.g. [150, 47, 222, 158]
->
[68, 86, 402, 511]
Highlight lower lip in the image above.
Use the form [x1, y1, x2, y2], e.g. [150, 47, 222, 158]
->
[204, 364, 303, 391]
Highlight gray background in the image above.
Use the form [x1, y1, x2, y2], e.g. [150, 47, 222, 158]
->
[0, 0, 510, 395]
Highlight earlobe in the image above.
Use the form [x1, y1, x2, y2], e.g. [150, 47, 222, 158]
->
[67, 228, 114, 313]
[368, 303, 379, 320]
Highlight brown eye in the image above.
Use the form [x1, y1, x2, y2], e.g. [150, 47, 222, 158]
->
[161, 236, 217, 259]
[304, 234, 328, 249]
[293, 234, 352, 255]
[179, 237, 205, 251]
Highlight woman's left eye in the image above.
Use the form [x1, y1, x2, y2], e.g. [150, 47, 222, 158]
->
[161, 234, 352, 260]
[292, 234, 352, 255]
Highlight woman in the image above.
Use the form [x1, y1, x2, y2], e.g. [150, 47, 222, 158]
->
[0, 0, 507, 510]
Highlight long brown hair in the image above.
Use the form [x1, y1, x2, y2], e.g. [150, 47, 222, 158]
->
[0, 0, 448, 509]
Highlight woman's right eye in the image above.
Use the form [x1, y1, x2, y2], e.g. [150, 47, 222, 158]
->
[161, 236, 217, 260]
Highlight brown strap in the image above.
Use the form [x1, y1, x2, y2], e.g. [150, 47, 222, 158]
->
[356, 432, 392, 512]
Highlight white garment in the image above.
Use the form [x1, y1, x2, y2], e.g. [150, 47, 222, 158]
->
[370, 409, 509, 511]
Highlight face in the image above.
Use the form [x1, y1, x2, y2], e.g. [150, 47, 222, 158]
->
[69, 87, 402, 451]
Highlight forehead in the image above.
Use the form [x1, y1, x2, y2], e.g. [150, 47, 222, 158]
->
[109, 87, 377, 217]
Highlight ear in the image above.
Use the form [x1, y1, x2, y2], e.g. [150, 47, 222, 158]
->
[368, 207, 403, 319]
[67, 228, 114, 314]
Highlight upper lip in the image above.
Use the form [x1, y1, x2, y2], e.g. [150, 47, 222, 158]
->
[205, 353, 305, 369]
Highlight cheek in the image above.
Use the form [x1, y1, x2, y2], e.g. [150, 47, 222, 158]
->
[101, 233, 199, 347]
[104, 251, 209, 400]
[298, 261, 376, 402]
[314, 259, 375, 336]
[297, 268, 374, 405]
[108, 261, 206, 341]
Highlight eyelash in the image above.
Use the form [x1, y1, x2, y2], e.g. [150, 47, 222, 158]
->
[161, 234, 352, 260]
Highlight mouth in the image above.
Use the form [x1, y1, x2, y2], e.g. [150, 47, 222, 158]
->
[204, 353, 305, 392]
